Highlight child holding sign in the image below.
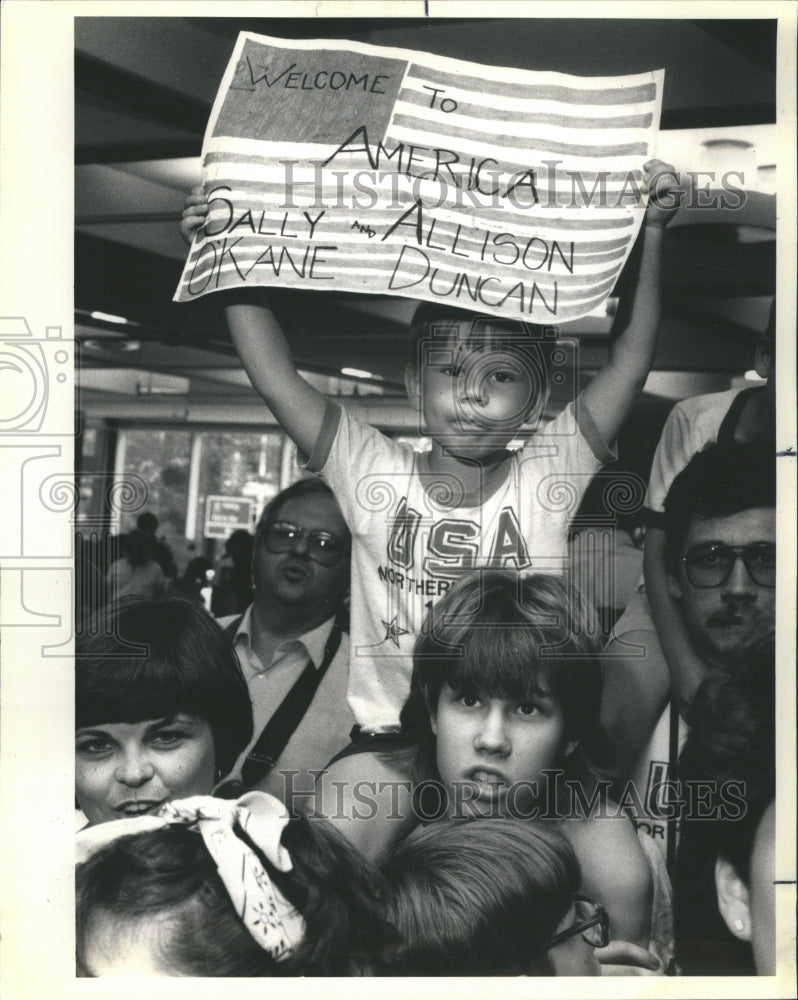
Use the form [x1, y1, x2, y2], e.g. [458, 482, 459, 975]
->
[181, 159, 678, 734]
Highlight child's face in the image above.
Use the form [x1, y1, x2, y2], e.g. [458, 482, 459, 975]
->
[432, 682, 566, 817]
[408, 326, 541, 459]
[75, 714, 216, 826]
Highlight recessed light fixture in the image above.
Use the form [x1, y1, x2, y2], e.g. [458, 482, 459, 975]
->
[83, 338, 141, 352]
[90, 310, 129, 325]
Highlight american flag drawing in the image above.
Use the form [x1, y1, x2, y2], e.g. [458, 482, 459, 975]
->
[175, 32, 663, 324]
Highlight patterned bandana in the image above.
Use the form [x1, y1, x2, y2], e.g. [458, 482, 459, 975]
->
[76, 791, 306, 962]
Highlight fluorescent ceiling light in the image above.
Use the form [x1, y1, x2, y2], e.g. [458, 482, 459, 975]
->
[90, 310, 129, 325]
[83, 338, 140, 352]
[341, 367, 378, 380]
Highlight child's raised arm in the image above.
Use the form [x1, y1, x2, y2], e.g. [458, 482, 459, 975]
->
[181, 187, 327, 458]
[580, 161, 680, 446]
[644, 524, 710, 713]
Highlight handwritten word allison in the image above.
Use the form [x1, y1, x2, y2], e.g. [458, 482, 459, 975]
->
[242, 56, 391, 93]
[382, 200, 574, 272]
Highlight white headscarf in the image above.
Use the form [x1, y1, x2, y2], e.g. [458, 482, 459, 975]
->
[76, 791, 305, 962]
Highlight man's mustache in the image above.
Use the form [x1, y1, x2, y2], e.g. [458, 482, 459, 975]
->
[705, 602, 764, 629]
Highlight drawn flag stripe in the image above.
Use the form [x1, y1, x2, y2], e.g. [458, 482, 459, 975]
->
[405, 65, 658, 106]
[397, 81, 658, 120]
[183, 239, 621, 293]
[396, 87, 654, 131]
[390, 114, 649, 159]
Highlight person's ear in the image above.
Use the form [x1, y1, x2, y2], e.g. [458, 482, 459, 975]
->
[667, 571, 683, 600]
[715, 856, 752, 942]
[404, 363, 421, 404]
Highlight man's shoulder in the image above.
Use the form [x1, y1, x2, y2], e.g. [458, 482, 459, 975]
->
[668, 387, 745, 425]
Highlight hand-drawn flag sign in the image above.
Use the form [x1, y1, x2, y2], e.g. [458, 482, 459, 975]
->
[175, 32, 663, 324]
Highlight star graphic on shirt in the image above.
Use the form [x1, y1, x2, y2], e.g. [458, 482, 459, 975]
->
[381, 616, 410, 647]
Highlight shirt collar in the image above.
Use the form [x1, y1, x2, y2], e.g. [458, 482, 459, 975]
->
[233, 605, 336, 670]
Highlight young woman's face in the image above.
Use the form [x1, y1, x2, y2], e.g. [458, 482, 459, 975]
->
[432, 682, 567, 817]
[75, 714, 216, 826]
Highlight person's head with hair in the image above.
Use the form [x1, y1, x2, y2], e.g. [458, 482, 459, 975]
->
[76, 793, 395, 977]
[136, 512, 159, 536]
[256, 478, 345, 537]
[398, 570, 613, 817]
[663, 442, 776, 669]
[76, 598, 253, 825]
[252, 478, 351, 632]
[380, 817, 601, 976]
[405, 303, 552, 460]
[675, 634, 775, 975]
[225, 528, 254, 567]
[170, 557, 214, 604]
[182, 556, 213, 586]
[123, 528, 154, 569]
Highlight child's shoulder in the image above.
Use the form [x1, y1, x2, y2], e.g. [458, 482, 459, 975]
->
[326, 400, 416, 456]
[561, 804, 636, 838]
[317, 402, 416, 471]
[315, 744, 416, 862]
[560, 812, 654, 947]
[560, 811, 651, 890]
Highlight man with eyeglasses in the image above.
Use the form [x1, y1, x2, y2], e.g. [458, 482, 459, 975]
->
[603, 442, 775, 864]
[662, 444, 775, 673]
[216, 478, 355, 804]
[602, 308, 775, 787]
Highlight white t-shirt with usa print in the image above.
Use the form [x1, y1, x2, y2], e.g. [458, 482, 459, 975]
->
[306, 397, 614, 730]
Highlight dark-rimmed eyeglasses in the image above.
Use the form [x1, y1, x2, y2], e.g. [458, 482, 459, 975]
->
[258, 521, 348, 567]
[682, 542, 776, 589]
[544, 895, 609, 952]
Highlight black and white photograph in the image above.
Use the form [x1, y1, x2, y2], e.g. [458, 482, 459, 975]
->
[0, 2, 795, 996]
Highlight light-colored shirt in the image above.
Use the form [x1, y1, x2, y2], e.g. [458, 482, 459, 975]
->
[608, 591, 687, 863]
[217, 605, 355, 807]
[307, 398, 614, 730]
[645, 387, 750, 516]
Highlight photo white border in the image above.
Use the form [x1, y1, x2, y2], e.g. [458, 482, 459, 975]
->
[0, 2, 794, 998]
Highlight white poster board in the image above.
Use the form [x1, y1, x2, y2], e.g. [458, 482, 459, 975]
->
[175, 32, 663, 325]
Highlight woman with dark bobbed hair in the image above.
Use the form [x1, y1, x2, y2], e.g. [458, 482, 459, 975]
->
[76, 598, 253, 826]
